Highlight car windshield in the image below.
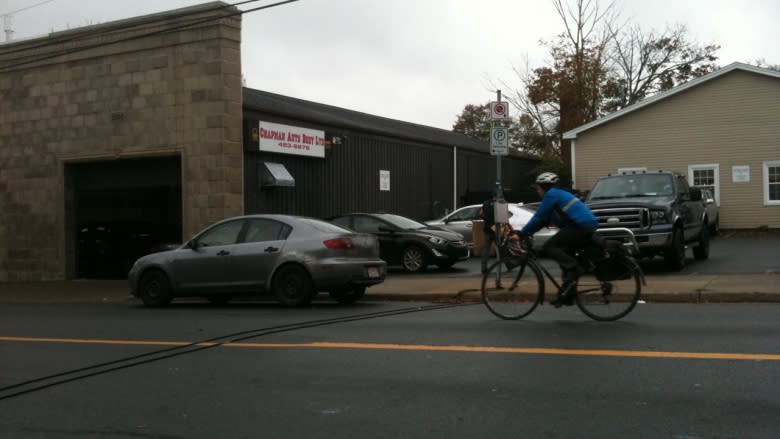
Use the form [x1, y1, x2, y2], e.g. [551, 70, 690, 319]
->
[375, 213, 427, 230]
[588, 174, 675, 200]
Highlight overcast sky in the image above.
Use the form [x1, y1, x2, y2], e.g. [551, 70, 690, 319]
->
[2, 0, 778, 129]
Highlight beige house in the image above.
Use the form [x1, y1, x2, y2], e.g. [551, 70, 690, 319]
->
[563, 62, 780, 230]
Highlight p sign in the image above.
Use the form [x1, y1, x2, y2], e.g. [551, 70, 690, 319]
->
[490, 101, 509, 120]
[490, 127, 509, 155]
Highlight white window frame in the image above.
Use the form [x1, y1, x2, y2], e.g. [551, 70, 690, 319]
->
[763, 160, 780, 206]
[688, 164, 720, 205]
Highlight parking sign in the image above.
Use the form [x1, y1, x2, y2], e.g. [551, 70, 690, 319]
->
[490, 127, 509, 155]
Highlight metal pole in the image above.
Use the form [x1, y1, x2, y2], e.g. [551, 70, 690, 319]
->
[493, 90, 503, 284]
[495, 89, 503, 200]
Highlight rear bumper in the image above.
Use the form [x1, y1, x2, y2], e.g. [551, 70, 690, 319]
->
[309, 259, 387, 290]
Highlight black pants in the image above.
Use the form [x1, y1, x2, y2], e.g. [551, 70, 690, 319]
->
[542, 226, 594, 284]
[480, 229, 497, 271]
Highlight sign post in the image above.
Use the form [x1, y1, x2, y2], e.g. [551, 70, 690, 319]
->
[489, 91, 510, 281]
[489, 91, 509, 199]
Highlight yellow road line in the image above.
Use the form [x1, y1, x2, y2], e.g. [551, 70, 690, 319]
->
[1, 336, 778, 361]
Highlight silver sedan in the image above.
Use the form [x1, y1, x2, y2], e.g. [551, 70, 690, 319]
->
[129, 215, 387, 307]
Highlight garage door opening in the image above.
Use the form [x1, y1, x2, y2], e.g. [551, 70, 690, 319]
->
[67, 156, 182, 279]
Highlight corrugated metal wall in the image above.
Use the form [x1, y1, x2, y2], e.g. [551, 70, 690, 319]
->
[244, 113, 539, 221]
[456, 149, 538, 205]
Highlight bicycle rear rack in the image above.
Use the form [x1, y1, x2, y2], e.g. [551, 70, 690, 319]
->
[594, 227, 640, 254]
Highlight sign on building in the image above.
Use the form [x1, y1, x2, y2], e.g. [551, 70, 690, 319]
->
[380, 170, 391, 191]
[732, 165, 750, 183]
[258, 121, 326, 158]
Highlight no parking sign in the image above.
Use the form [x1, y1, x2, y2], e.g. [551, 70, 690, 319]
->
[489, 101, 509, 120]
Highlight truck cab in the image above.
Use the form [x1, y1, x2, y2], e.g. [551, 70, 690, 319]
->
[585, 170, 710, 270]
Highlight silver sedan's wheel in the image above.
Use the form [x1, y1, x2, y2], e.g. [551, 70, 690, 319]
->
[272, 265, 314, 307]
[139, 270, 172, 307]
[401, 246, 428, 273]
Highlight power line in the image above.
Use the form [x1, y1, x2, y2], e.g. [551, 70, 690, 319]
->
[0, 0, 300, 72]
[0, 0, 57, 15]
[0, 0, 259, 55]
[1, 0, 57, 42]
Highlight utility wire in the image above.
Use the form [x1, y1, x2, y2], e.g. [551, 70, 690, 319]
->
[0, 0, 300, 72]
[0, 0, 259, 55]
[0, 0, 56, 16]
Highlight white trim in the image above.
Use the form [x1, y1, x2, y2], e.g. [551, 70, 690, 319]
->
[563, 63, 780, 140]
[453, 146, 458, 209]
[688, 163, 720, 205]
[570, 139, 576, 189]
[764, 160, 780, 206]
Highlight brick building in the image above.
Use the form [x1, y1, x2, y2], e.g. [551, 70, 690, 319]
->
[0, 3, 243, 281]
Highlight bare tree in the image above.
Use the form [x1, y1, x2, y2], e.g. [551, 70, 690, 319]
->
[605, 23, 720, 111]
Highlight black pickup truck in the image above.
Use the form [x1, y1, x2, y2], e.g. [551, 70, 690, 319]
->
[584, 170, 710, 270]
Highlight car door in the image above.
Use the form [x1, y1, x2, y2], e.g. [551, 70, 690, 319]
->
[231, 218, 291, 291]
[173, 219, 245, 292]
[351, 215, 400, 264]
[442, 206, 481, 243]
[678, 175, 705, 240]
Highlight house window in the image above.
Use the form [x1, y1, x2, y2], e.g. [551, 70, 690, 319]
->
[688, 164, 720, 204]
[764, 161, 780, 206]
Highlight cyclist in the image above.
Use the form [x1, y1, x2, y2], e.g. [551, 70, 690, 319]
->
[518, 172, 598, 307]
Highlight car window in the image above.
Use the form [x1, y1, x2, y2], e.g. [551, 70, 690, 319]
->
[375, 213, 425, 230]
[330, 216, 352, 230]
[449, 206, 479, 221]
[302, 218, 354, 234]
[353, 216, 387, 233]
[197, 220, 244, 247]
[243, 218, 291, 243]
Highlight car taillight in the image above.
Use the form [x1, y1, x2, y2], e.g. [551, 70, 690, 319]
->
[324, 237, 354, 249]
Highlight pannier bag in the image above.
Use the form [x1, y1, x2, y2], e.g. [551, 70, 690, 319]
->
[593, 252, 634, 281]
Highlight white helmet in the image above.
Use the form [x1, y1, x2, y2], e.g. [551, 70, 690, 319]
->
[535, 172, 560, 185]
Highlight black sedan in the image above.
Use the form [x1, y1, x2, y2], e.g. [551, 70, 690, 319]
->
[328, 213, 469, 272]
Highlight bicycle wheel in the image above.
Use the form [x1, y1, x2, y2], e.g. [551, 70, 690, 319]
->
[482, 256, 544, 319]
[575, 257, 641, 321]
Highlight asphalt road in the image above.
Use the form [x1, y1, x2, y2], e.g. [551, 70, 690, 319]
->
[1, 301, 778, 439]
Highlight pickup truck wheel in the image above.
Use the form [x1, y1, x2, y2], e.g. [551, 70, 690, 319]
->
[664, 228, 686, 270]
[693, 225, 710, 260]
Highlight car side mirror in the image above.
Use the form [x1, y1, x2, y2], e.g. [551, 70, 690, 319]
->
[186, 239, 199, 250]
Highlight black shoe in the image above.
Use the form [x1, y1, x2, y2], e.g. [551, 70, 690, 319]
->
[551, 282, 577, 308]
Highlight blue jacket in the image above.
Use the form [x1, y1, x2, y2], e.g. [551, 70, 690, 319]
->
[521, 188, 598, 235]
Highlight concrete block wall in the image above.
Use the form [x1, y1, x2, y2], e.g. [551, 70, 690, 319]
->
[0, 2, 243, 281]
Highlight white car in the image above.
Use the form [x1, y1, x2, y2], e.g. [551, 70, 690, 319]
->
[426, 203, 557, 249]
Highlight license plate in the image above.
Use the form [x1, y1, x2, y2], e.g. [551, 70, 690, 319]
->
[367, 267, 380, 278]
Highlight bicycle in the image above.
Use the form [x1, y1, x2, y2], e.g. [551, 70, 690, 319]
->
[481, 227, 646, 322]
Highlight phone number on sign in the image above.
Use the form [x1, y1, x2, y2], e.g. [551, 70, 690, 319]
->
[277, 142, 310, 151]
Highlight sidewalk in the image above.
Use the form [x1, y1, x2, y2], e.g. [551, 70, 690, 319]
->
[0, 272, 778, 304]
